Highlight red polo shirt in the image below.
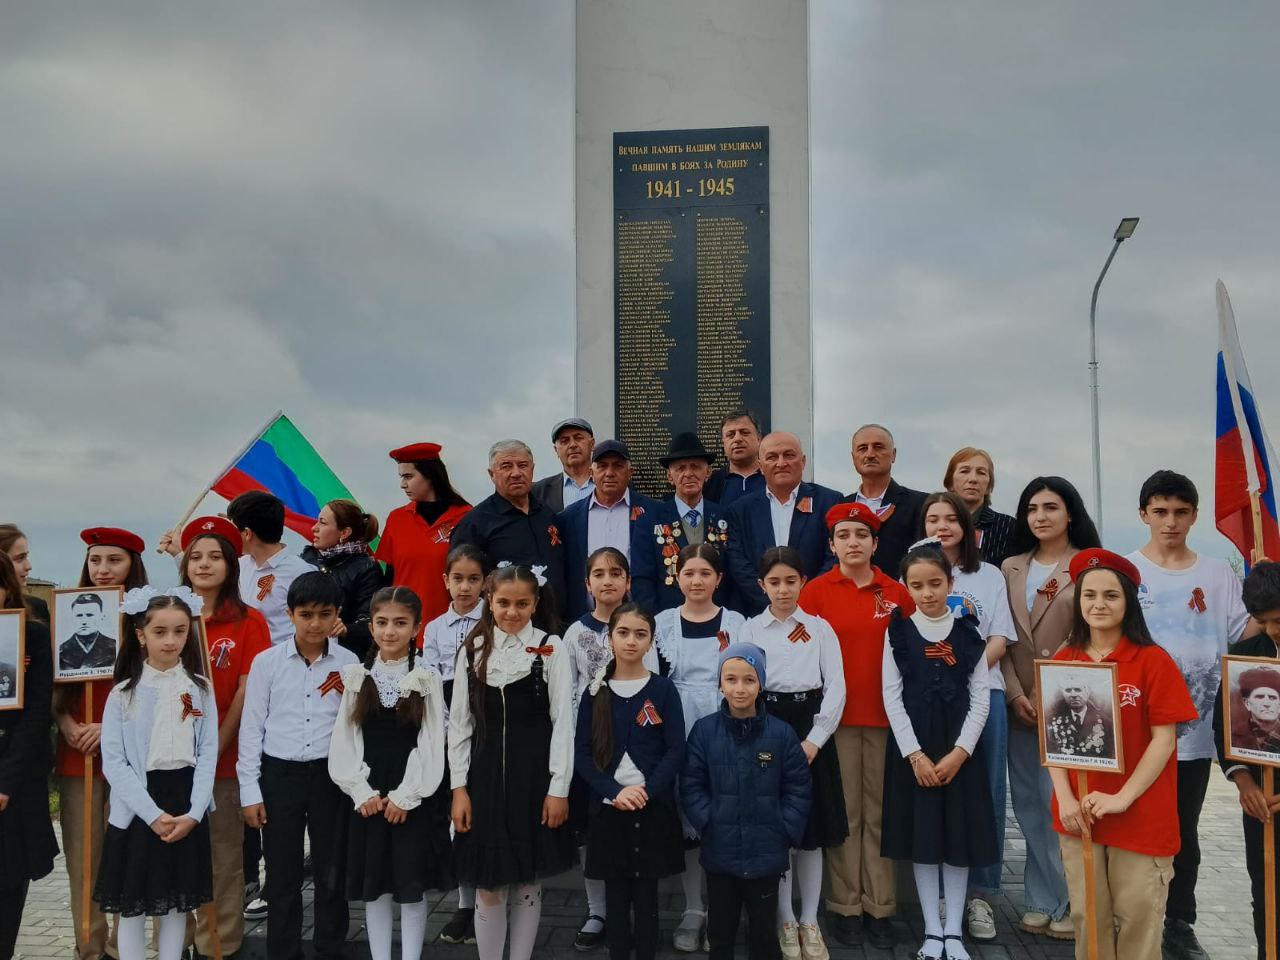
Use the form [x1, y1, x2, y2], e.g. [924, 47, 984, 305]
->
[206, 604, 271, 779]
[1050, 638, 1196, 857]
[56, 678, 114, 777]
[375, 502, 472, 621]
[800, 566, 915, 727]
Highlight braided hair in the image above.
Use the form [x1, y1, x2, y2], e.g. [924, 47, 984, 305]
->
[591, 602, 656, 770]
[350, 585, 426, 727]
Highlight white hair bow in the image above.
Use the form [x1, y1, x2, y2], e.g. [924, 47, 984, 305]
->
[122, 585, 205, 617]
[495, 561, 548, 588]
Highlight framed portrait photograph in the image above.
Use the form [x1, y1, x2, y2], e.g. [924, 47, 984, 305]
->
[0, 609, 25, 711]
[51, 586, 124, 684]
[1222, 655, 1280, 768]
[1035, 659, 1125, 774]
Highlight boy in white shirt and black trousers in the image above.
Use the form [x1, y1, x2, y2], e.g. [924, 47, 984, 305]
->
[1126, 470, 1252, 960]
[238, 572, 359, 960]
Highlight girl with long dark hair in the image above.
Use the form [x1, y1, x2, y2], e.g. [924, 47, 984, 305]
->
[1000, 477, 1100, 940]
[303, 498, 384, 659]
[329, 586, 451, 960]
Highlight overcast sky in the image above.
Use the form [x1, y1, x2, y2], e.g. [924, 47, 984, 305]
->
[4, 2, 1279, 586]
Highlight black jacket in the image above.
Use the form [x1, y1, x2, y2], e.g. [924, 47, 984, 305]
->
[842, 479, 927, 580]
[531, 474, 567, 514]
[300, 547, 383, 660]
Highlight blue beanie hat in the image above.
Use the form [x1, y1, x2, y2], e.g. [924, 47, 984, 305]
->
[719, 641, 766, 690]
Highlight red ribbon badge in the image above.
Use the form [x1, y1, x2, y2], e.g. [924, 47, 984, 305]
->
[256, 574, 276, 602]
[526, 645, 555, 657]
[717, 631, 730, 652]
[319, 671, 344, 696]
[1038, 578, 1060, 603]
[1188, 587, 1207, 613]
[180, 692, 203, 720]
[924, 640, 957, 667]
[636, 699, 663, 726]
[787, 623, 811, 644]
[548, 524, 561, 547]
[796, 497, 813, 514]
[630, 504, 645, 522]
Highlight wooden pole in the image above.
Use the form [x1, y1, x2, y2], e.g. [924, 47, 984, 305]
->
[81, 683, 94, 945]
[204, 902, 223, 960]
[1266, 766, 1277, 960]
[1252, 490, 1269, 566]
[1080, 770, 1099, 960]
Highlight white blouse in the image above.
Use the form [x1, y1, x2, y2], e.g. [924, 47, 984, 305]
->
[740, 607, 846, 747]
[139, 662, 200, 772]
[327, 656, 446, 811]
[881, 609, 990, 759]
[447, 623, 574, 798]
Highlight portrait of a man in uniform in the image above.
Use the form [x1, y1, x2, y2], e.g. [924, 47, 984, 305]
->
[53, 588, 121, 681]
[1037, 661, 1122, 772]
[1225, 659, 1280, 765]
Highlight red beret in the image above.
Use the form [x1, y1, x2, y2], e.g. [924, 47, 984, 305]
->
[1068, 548, 1141, 588]
[825, 502, 882, 534]
[389, 442, 442, 463]
[80, 527, 145, 555]
[181, 516, 244, 557]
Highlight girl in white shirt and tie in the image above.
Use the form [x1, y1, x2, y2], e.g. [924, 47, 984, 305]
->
[742, 546, 847, 960]
[94, 587, 218, 960]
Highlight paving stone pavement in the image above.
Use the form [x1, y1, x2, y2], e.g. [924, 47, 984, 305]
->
[16, 773, 1259, 959]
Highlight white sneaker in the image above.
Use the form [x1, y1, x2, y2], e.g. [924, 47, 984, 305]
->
[965, 898, 996, 942]
[1047, 916, 1075, 940]
[798, 922, 829, 960]
[1018, 910, 1050, 934]
[673, 912, 705, 953]
[778, 922, 801, 960]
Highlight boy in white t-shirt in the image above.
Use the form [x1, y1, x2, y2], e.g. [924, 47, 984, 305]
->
[1127, 470, 1251, 960]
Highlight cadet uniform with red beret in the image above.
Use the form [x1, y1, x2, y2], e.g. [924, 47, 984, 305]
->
[799, 504, 913, 949]
[376, 443, 472, 624]
[1049, 548, 1196, 960]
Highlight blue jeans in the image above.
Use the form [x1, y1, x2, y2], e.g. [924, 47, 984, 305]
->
[1007, 722, 1070, 919]
[970, 689, 1007, 894]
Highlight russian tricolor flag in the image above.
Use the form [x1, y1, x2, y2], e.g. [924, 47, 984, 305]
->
[1214, 280, 1280, 566]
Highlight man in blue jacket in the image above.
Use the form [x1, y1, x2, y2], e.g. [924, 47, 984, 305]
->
[682, 642, 811, 960]
[724, 433, 842, 616]
[557, 440, 659, 621]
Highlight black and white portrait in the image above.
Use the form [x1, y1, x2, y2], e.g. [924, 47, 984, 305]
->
[52, 587, 122, 683]
[1224, 656, 1280, 768]
[0, 609, 23, 710]
[1036, 660, 1124, 773]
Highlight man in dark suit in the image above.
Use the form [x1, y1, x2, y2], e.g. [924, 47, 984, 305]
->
[530, 418, 595, 514]
[724, 432, 843, 616]
[1046, 677, 1115, 759]
[845, 423, 926, 578]
[59, 593, 116, 671]
[632, 432, 730, 613]
[556, 440, 660, 622]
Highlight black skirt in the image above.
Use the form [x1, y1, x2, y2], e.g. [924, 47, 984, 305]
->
[0, 778, 58, 888]
[880, 709, 998, 867]
[584, 797, 685, 880]
[346, 704, 453, 902]
[94, 767, 212, 917]
[766, 691, 849, 850]
[453, 670, 576, 888]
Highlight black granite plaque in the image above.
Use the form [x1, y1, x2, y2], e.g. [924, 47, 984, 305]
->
[614, 126, 770, 497]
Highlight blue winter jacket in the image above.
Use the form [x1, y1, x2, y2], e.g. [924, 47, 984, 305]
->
[680, 699, 811, 879]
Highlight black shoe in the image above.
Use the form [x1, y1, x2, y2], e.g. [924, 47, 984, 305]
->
[827, 913, 862, 946]
[439, 907, 477, 945]
[1163, 919, 1210, 960]
[864, 914, 897, 950]
[574, 915, 607, 951]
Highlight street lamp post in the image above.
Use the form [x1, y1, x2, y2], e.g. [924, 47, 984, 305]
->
[1089, 217, 1140, 540]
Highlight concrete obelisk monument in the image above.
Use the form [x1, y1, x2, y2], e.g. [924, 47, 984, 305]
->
[575, 0, 811, 493]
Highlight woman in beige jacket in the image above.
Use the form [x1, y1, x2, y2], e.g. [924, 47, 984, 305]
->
[1000, 477, 1100, 940]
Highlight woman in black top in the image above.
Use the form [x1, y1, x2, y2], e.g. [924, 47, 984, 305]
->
[302, 499, 384, 659]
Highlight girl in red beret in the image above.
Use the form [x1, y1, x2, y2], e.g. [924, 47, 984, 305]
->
[1049, 549, 1196, 960]
[54, 527, 150, 960]
[375, 445, 471, 625]
[178, 517, 271, 958]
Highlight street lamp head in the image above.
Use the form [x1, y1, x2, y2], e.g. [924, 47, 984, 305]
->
[1114, 217, 1140, 241]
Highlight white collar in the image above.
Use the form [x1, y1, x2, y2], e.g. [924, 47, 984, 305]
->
[495, 622, 537, 649]
[763, 606, 803, 628]
[766, 485, 800, 508]
[445, 600, 483, 626]
[141, 661, 186, 687]
[590, 489, 631, 510]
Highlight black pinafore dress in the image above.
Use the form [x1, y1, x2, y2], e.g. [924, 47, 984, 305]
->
[880, 613, 998, 867]
[345, 701, 453, 902]
[453, 654, 575, 888]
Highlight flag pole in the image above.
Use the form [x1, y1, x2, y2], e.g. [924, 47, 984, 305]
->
[1252, 491, 1269, 566]
[156, 410, 283, 553]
